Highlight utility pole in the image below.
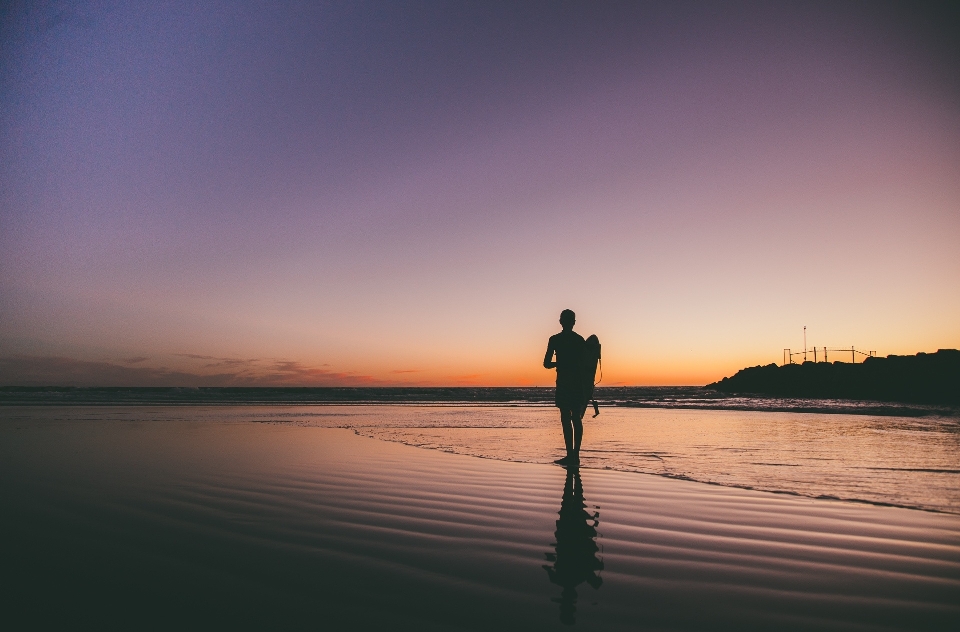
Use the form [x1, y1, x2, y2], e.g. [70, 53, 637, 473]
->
[824, 347, 828, 362]
[851, 346, 855, 363]
[803, 326, 807, 362]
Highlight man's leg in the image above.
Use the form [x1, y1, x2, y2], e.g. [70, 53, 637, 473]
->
[572, 412, 583, 458]
[559, 408, 574, 456]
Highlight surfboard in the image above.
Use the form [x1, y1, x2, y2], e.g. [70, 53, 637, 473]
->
[583, 335, 601, 417]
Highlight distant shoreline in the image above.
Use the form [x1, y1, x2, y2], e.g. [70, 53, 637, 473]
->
[1, 385, 956, 417]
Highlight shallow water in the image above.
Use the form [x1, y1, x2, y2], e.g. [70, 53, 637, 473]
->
[1, 417, 958, 630]
[5, 404, 956, 513]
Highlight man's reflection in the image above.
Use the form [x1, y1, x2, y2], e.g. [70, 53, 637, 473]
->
[543, 467, 603, 625]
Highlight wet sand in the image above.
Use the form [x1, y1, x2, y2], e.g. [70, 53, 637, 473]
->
[1, 417, 958, 630]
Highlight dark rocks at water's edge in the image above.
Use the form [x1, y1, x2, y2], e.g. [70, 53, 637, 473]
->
[706, 349, 960, 405]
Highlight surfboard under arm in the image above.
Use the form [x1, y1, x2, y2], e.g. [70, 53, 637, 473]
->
[583, 335, 601, 416]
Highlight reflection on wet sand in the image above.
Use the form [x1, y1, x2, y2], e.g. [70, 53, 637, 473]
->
[543, 467, 604, 625]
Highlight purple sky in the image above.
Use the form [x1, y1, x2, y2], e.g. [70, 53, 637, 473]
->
[1, 1, 958, 386]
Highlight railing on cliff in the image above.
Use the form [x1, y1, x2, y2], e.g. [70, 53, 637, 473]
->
[783, 347, 876, 365]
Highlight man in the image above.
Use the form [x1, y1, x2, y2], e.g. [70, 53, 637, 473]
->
[543, 309, 586, 465]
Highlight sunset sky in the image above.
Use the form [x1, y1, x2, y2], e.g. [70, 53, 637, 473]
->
[1, 1, 958, 386]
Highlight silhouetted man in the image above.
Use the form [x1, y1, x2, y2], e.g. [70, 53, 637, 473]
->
[543, 309, 586, 465]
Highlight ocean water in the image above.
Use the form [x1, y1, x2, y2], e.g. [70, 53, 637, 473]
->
[4, 396, 958, 514]
[2, 385, 956, 417]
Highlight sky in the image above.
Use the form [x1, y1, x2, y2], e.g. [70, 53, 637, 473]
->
[1, 1, 958, 387]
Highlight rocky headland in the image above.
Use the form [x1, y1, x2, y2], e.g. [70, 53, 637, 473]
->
[706, 349, 960, 405]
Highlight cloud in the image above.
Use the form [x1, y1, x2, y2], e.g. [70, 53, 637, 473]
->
[122, 356, 150, 364]
[390, 369, 422, 374]
[0, 356, 211, 387]
[174, 354, 263, 370]
[0, 355, 382, 387]
[201, 358, 259, 369]
[259, 360, 380, 385]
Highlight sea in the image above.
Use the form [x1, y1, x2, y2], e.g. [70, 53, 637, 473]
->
[3, 386, 958, 514]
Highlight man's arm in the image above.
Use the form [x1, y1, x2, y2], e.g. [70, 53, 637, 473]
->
[543, 338, 556, 369]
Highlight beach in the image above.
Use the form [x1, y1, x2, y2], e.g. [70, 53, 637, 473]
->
[2, 409, 958, 630]
[5, 2, 959, 629]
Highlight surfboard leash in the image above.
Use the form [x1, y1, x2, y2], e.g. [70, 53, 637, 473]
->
[591, 358, 602, 417]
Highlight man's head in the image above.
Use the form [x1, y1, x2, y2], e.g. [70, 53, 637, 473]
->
[559, 309, 576, 330]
